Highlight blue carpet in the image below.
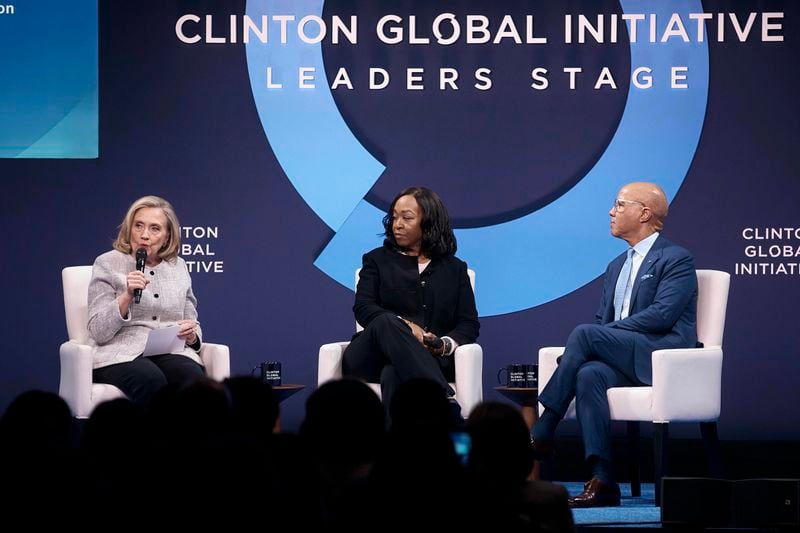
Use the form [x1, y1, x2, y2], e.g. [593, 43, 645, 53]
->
[560, 482, 661, 527]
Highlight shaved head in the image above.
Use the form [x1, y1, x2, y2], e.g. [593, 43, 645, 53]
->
[620, 182, 669, 231]
[610, 181, 670, 245]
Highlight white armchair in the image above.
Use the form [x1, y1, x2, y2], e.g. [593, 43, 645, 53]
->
[59, 265, 231, 418]
[318, 269, 483, 419]
[538, 269, 730, 503]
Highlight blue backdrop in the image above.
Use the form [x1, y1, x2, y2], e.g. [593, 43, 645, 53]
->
[1, 0, 798, 439]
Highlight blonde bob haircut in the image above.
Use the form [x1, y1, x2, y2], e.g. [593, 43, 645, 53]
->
[113, 196, 181, 261]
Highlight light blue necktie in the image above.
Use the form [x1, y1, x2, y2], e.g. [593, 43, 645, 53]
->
[613, 249, 634, 321]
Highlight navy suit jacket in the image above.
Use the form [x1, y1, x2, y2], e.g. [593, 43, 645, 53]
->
[595, 235, 698, 384]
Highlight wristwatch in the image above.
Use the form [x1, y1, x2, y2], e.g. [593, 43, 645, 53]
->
[442, 336, 453, 356]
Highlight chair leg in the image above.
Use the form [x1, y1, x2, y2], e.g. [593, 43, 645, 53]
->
[700, 421, 724, 478]
[627, 421, 641, 497]
[653, 422, 669, 507]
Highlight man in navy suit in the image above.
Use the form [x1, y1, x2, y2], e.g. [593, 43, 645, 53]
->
[533, 182, 698, 508]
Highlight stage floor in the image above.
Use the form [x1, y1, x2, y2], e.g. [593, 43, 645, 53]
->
[564, 480, 796, 531]
[561, 482, 661, 528]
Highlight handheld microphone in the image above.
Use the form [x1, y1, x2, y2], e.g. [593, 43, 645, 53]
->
[423, 334, 444, 351]
[134, 248, 147, 304]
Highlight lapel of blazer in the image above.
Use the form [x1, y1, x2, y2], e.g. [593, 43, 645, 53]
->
[629, 237, 665, 307]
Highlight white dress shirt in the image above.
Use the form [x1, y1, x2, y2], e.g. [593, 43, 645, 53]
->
[620, 232, 660, 319]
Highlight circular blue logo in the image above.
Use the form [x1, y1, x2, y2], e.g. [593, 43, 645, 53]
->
[246, 0, 708, 316]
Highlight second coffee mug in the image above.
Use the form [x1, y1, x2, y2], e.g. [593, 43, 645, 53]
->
[251, 361, 282, 386]
[497, 363, 538, 388]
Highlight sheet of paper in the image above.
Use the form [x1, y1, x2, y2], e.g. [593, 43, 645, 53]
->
[143, 325, 184, 356]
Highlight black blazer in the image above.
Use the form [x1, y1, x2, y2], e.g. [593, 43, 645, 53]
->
[353, 246, 480, 346]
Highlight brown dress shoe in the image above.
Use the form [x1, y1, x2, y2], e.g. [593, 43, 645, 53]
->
[567, 477, 621, 508]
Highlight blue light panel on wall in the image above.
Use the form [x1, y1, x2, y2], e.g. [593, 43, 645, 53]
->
[0, 1, 98, 158]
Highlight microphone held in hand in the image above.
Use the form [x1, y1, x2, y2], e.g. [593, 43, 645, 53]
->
[423, 334, 444, 351]
[134, 248, 147, 304]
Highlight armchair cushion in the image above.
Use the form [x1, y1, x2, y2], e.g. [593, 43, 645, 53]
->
[318, 341, 483, 418]
[538, 345, 723, 423]
[319, 267, 483, 419]
[651, 346, 723, 422]
[60, 340, 231, 418]
[59, 265, 231, 418]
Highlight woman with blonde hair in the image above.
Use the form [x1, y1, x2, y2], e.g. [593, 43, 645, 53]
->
[87, 196, 204, 406]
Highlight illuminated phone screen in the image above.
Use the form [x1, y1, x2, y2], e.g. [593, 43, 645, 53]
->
[450, 432, 471, 466]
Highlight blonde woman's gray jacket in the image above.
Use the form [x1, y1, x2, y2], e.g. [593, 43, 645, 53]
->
[87, 249, 202, 369]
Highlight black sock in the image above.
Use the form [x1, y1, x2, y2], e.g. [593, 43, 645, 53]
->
[531, 408, 560, 443]
[588, 455, 615, 486]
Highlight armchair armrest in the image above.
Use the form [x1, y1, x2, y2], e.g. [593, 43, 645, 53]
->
[200, 342, 230, 382]
[651, 346, 723, 422]
[538, 347, 565, 390]
[318, 342, 350, 385]
[453, 343, 483, 418]
[59, 341, 95, 418]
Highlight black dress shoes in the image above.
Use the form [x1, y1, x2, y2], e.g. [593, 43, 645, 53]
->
[568, 477, 621, 508]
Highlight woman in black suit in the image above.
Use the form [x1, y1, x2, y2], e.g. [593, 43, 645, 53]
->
[343, 187, 480, 417]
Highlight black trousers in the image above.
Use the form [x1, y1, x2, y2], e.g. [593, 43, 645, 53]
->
[93, 354, 205, 408]
[343, 313, 455, 412]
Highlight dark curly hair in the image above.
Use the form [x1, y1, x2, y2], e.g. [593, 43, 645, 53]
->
[383, 187, 457, 258]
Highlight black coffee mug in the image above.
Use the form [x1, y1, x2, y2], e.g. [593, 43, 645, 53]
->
[497, 363, 538, 388]
[521, 363, 538, 388]
[251, 361, 281, 386]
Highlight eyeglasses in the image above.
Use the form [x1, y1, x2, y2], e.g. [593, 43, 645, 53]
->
[612, 199, 646, 213]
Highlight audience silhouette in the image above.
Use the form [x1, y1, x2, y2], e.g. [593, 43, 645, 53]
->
[465, 401, 575, 531]
[0, 380, 574, 530]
